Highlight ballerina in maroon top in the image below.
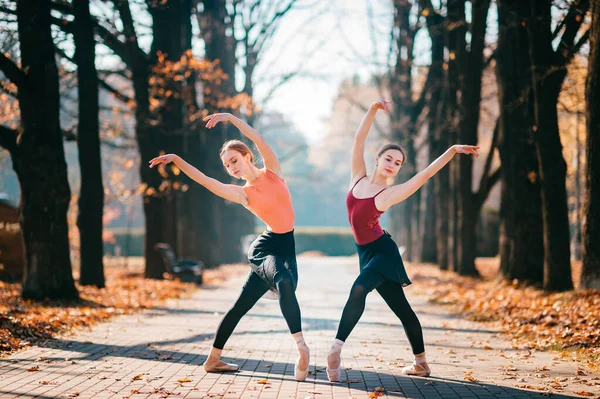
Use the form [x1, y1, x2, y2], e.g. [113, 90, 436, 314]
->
[326, 100, 479, 381]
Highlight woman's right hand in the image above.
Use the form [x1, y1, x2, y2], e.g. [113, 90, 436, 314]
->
[203, 113, 232, 129]
[149, 154, 178, 168]
[371, 99, 391, 113]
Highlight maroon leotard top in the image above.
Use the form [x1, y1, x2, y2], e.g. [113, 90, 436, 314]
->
[346, 176, 388, 245]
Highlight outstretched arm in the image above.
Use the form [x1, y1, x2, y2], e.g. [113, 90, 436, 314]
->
[376, 145, 479, 211]
[149, 154, 247, 205]
[203, 113, 282, 177]
[350, 100, 391, 188]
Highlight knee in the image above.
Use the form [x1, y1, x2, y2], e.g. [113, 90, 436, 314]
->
[349, 283, 369, 301]
[275, 272, 295, 293]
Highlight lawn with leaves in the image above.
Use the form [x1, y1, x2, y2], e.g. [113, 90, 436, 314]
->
[408, 259, 600, 373]
[0, 257, 248, 356]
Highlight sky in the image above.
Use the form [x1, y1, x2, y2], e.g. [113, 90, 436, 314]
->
[244, 0, 503, 144]
[244, 0, 402, 143]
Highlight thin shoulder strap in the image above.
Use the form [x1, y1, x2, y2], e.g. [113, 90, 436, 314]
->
[350, 175, 366, 191]
[373, 187, 387, 198]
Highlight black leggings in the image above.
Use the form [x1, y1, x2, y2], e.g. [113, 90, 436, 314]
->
[335, 269, 425, 354]
[213, 269, 302, 349]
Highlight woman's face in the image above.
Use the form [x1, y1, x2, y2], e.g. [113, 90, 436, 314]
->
[375, 149, 404, 178]
[221, 149, 251, 179]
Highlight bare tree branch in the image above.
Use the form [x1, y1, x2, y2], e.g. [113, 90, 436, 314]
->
[0, 80, 17, 99]
[477, 166, 501, 210]
[0, 124, 17, 152]
[475, 118, 501, 211]
[482, 48, 496, 70]
[111, 0, 147, 66]
[99, 77, 133, 104]
[252, 0, 297, 55]
[0, 52, 23, 87]
[0, 4, 16, 15]
[478, 118, 499, 196]
[569, 28, 590, 59]
[555, 0, 590, 66]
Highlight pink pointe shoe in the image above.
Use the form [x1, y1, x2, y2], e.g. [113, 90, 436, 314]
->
[326, 348, 342, 382]
[294, 345, 310, 381]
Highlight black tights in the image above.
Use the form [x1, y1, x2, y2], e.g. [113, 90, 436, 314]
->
[335, 269, 425, 354]
[213, 270, 302, 349]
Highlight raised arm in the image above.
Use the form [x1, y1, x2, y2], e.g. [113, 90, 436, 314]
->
[350, 100, 391, 188]
[376, 145, 480, 211]
[149, 154, 247, 205]
[203, 113, 282, 177]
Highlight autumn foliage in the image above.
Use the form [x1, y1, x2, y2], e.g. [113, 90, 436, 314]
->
[409, 260, 600, 372]
[0, 260, 247, 356]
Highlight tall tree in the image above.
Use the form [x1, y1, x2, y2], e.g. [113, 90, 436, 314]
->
[388, 0, 420, 261]
[418, 0, 448, 267]
[496, 0, 544, 284]
[73, 0, 105, 288]
[192, 0, 251, 266]
[418, 0, 444, 264]
[448, 0, 498, 276]
[0, 0, 78, 299]
[527, 0, 589, 291]
[580, 0, 600, 289]
[107, 0, 167, 278]
[147, 0, 193, 260]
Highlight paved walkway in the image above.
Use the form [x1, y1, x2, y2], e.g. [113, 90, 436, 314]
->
[0, 256, 598, 399]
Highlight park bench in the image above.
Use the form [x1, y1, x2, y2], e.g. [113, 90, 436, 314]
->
[154, 243, 203, 285]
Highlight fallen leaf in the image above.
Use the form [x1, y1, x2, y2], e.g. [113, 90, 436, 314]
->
[177, 377, 192, 383]
[27, 366, 39, 372]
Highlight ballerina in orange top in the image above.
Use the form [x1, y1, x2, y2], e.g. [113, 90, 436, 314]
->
[150, 113, 310, 381]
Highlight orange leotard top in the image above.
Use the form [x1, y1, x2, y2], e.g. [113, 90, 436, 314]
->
[243, 168, 295, 233]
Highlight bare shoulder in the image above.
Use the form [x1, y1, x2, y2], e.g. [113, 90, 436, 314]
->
[349, 174, 367, 191]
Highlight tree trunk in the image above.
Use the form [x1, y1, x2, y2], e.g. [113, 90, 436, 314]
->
[110, 0, 168, 279]
[449, 156, 460, 272]
[148, 0, 194, 259]
[527, 0, 573, 291]
[454, 0, 490, 277]
[572, 111, 583, 260]
[12, 0, 78, 299]
[435, 128, 451, 270]
[421, 8, 445, 264]
[195, 0, 250, 266]
[389, 0, 418, 261]
[580, 0, 600, 289]
[420, 182, 437, 263]
[73, 0, 105, 288]
[496, 0, 544, 284]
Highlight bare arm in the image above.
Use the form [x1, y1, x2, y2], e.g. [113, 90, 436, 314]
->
[376, 145, 480, 211]
[204, 113, 282, 177]
[149, 154, 247, 205]
[350, 100, 391, 188]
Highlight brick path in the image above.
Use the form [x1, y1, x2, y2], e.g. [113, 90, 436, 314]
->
[0, 256, 598, 398]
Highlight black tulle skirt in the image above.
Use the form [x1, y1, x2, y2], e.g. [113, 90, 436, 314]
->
[356, 231, 412, 287]
[247, 230, 298, 298]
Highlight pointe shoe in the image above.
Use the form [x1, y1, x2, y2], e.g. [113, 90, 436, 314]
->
[294, 346, 310, 382]
[203, 358, 239, 373]
[326, 349, 342, 382]
[401, 361, 431, 377]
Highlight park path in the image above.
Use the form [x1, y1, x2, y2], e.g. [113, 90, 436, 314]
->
[0, 256, 598, 399]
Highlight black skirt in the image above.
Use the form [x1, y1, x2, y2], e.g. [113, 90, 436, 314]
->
[356, 231, 412, 287]
[247, 230, 298, 298]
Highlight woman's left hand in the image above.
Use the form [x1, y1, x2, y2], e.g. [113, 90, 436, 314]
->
[203, 113, 232, 129]
[453, 145, 480, 158]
